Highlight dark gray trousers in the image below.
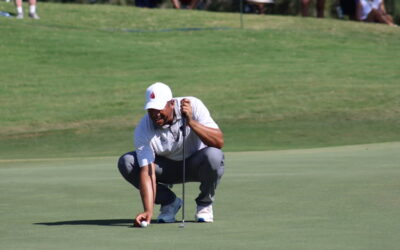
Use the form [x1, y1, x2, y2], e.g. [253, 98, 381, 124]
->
[117, 147, 224, 206]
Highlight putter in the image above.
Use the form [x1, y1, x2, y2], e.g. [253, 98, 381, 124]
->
[179, 116, 187, 228]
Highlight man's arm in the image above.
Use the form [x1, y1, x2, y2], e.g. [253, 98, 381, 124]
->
[135, 163, 156, 226]
[379, 1, 387, 14]
[187, 120, 224, 149]
[181, 98, 224, 149]
[171, 0, 180, 8]
[355, 1, 363, 21]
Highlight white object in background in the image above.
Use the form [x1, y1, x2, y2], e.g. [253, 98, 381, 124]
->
[0, 11, 11, 17]
[247, 0, 274, 3]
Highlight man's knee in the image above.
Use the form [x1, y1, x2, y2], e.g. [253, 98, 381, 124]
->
[118, 152, 134, 174]
[117, 152, 139, 187]
[202, 147, 224, 176]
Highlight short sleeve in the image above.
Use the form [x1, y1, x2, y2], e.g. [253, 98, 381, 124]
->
[134, 119, 155, 167]
[191, 97, 219, 129]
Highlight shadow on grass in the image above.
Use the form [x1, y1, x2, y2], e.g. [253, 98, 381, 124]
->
[34, 219, 196, 227]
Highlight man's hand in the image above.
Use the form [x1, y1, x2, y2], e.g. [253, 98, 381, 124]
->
[134, 211, 152, 227]
[180, 98, 193, 123]
[136, 164, 156, 227]
[180, 98, 224, 149]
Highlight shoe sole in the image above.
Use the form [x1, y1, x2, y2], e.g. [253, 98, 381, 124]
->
[196, 218, 213, 223]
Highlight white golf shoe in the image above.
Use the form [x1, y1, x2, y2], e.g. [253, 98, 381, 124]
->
[195, 204, 213, 222]
[28, 12, 40, 19]
[157, 197, 182, 223]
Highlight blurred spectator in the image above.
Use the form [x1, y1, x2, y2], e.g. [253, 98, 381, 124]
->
[301, 0, 325, 18]
[336, 0, 357, 20]
[15, 0, 39, 19]
[356, 0, 396, 26]
[171, 0, 199, 9]
[135, 0, 157, 8]
[246, 0, 274, 15]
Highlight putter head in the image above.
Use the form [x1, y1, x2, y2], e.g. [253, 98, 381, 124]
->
[179, 223, 185, 228]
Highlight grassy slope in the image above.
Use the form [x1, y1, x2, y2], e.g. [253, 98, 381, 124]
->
[1, 142, 399, 250]
[0, 3, 400, 159]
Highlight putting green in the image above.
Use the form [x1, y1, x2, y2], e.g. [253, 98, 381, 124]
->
[1, 142, 399, 250]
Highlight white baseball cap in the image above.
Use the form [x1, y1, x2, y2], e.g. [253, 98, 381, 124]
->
[144, 82, 173, 110]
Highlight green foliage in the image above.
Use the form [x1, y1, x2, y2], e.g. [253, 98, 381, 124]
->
[388, 0, 400, 23]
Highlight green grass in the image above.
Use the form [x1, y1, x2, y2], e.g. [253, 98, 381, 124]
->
[1, 142, 399, 250]
[1, 5, 399, 249]
[0, 3, 400, 159]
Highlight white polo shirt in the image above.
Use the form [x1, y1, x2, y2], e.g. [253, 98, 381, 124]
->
[359, 0, 382, 20]
[134, 96, 219, 167]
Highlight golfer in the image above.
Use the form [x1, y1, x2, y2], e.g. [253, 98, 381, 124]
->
[118, 82, 225, 226]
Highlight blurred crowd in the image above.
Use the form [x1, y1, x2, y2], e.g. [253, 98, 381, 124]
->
[252, 0, 396, 26]
[1, 0, 397, 26]
[334, 0, 396, 26]
[2, 0, 39, 18]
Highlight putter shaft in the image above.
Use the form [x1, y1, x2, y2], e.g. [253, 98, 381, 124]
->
[181, 116, 186, 228]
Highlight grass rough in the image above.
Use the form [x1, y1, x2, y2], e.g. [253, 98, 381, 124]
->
[0, 3, 399, 159]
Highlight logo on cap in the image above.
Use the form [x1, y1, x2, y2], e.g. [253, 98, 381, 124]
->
[150, 92, 155, 99]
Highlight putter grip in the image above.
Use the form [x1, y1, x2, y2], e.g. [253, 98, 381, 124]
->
[181, 116, 186, 137]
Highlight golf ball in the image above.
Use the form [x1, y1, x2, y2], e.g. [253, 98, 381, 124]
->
[140, 221, 148, 228]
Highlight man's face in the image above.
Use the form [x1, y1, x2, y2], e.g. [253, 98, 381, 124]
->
[147, 100, 174, 127]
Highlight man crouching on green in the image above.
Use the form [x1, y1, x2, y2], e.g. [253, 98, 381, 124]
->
[118, 82, 225, 227]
